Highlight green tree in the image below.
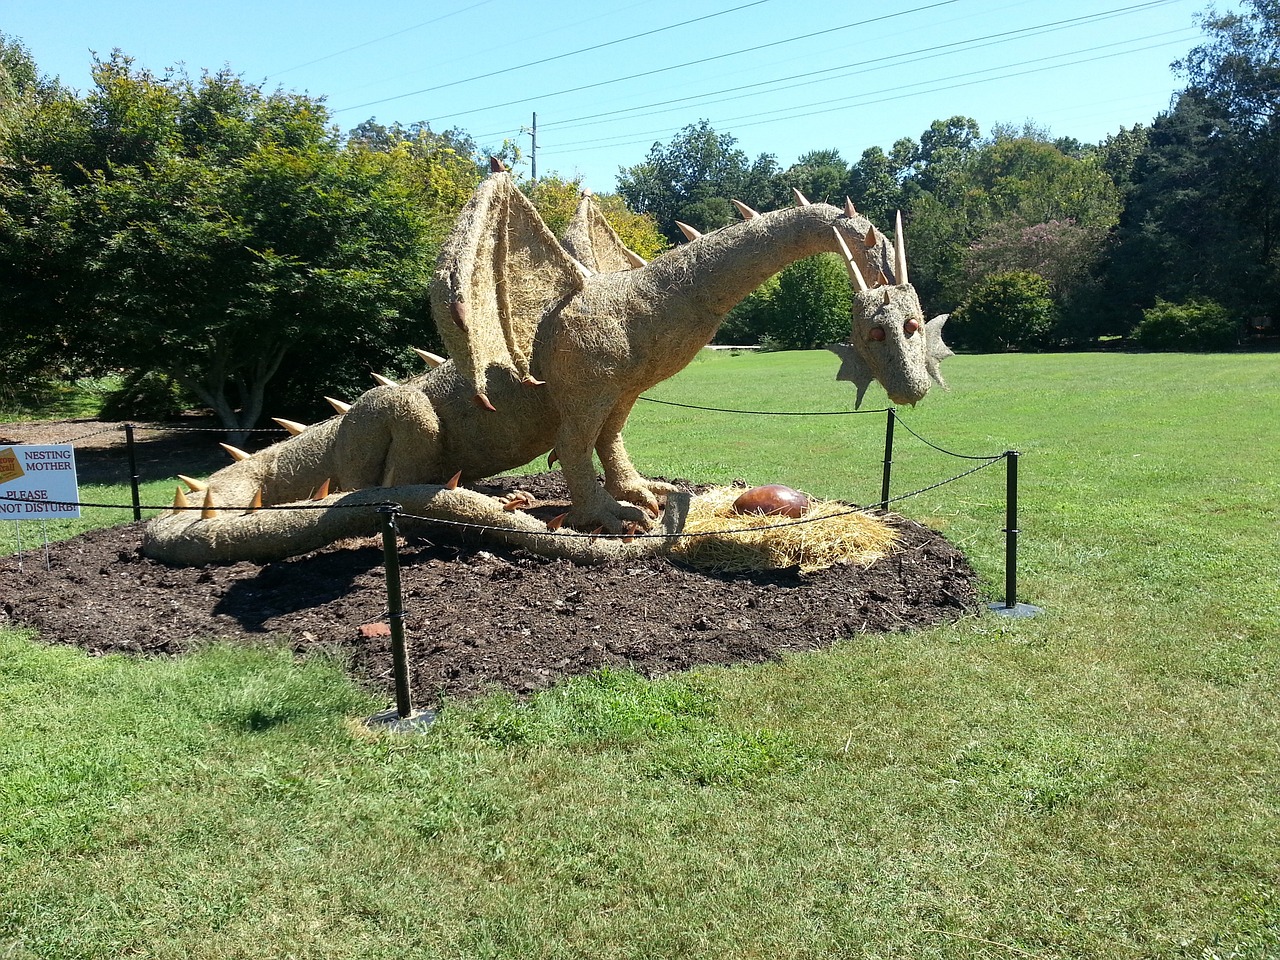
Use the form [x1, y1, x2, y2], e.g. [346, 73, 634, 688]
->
[779, 149, 848, 205]
[0, 54, 439, 438]
[616, 120, 779, 239]
[952, 271, 1057, 352]
[1134, 297, 1241, 351]
[768, 254, 853, 349]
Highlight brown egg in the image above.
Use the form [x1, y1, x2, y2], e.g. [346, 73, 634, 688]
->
[731, 484, 810, 519]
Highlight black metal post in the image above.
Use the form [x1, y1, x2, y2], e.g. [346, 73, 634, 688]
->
[378, 504, 413, 718]
[1003, 450, 1019, 609]
[124, 423, 142, 521]
[879, 407, 896, 512]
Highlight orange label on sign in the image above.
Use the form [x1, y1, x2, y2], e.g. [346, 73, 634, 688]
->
[0, 447, 24, 485]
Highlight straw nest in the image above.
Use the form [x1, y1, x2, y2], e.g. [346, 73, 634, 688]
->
[668, 486, 899, 574]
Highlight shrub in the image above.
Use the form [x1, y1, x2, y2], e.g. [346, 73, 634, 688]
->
[1134, 298, 1239, 351]
[953, 270, 1057, 351]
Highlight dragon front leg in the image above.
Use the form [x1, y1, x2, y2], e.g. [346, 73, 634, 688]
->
[554, 394, 651, 534]
[595, 392, 679, 520]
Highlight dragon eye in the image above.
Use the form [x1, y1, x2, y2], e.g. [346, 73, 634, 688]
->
[904, 318, 920, 336]
[869, 326, 886, 342]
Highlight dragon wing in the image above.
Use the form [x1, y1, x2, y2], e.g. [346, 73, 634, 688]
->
[560, 192, 647, 273]
[431, 172, 585, 405]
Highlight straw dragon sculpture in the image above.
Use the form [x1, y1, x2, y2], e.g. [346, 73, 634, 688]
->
[143, 164, 951, 565]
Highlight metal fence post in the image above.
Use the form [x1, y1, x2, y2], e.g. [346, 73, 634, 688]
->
[377, 504, 413, 718]
[124, 423, 142, 521]
[989, 450, 1041, 618]
[879, 407, 896, 512]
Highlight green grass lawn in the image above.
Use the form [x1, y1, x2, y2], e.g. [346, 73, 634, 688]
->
[2, 351, 1278, 959]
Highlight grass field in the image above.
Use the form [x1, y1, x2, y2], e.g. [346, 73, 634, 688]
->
[2, 351, 1277, 959]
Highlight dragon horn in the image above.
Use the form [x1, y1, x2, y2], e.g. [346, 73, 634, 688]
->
[272, 417, 308, 436]
[176, 474, 207, 492]
[325, 396, 352, 415]
[172, 486, 189, 513]
[310, 478, 330, 500]
[569, 256, 595, 279]
[844, 197, 858, 218]
[489, 156, 506, 173]
[547, 449, 559, 468]
[621, 248, 648, 268]
[412, 346, 445, 368]
[445, 470, 462, 490]
[831, 228, 869, 292]
[864, 225, 879, 249]
[249, 487, 263, 511]
[372, 372, 398, 388]
[219, 442, 251, 462]
[791, 188, 810, 206]
[895, 210, 908, 285]
[675, 221, 702, 241]
[200, 486, 217, 519]
[731, 199, 760, 219]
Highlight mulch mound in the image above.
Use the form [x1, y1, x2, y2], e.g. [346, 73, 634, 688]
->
[0, 419, 980, 707]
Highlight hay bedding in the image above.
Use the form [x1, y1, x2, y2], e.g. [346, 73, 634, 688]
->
[0, 421, 979, 706]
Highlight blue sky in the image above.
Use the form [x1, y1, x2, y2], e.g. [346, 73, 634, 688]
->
[5, 0, 1235, 191]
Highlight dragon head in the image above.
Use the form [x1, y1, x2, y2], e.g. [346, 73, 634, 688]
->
[827, 213, 952, 408]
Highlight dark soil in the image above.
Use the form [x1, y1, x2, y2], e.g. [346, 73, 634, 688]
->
[1, 419, 981, 707]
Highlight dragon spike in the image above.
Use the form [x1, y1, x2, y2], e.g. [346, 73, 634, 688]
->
[445, 470, 462, 490]
[791, 187, 811, 206]
[883, 288, 892, 305]
[894, 209, 908, 285]
[831, 227, 869, 292]
[249, 487, 263, 511]
[569, 256, 595, 279]
[864, 225, 879, 249]
[547, 449, 559, 469]
[310, 478, 331, 500]
[489, 156, 506, 173]
[675, 221, 702, 242]
[172, 486, 189, 513]
[272, 417, 308, 436]
[621, 248, 648, 268]
[844, 197, 858, 218]
[176, 474, 207, 492]
[200, 486, 217, 519]
[219, 442, 251, 462]
[325, 396, 352, 415]
[371, 372, 398, 388]
[731, 199, 760, 220]
[473, 392, 497, 412]
[412, 346, 445, 368]
[548, 512, 567, 531]
[876, 269, 891, 287]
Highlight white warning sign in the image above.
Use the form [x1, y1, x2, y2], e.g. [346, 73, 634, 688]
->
[0, 445, 81, 519]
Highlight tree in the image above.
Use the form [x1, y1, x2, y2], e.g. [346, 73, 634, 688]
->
[779, 149, 848, 205]
[768, 254, 853, 349]
[1178, 0, 1280, 311]
[952, 271, 1057, 352]
[616, 120, 778, 239]
[0, 54, 439, 438]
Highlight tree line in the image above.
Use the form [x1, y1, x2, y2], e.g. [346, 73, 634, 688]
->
[1, 0, 1275, 432]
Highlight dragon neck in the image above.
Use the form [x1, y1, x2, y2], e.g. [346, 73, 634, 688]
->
[640, 203, 896, 319]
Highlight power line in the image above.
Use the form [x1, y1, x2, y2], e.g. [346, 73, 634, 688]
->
[266, 0, 502, 78]
[459, 0, 1187, 154]
[519, 0, 1185, 138]
[334, 0, 778, 114]
[538, 31, 1197, 158]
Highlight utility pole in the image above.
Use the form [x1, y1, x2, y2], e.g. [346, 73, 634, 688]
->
[529, 112, 537, 181]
